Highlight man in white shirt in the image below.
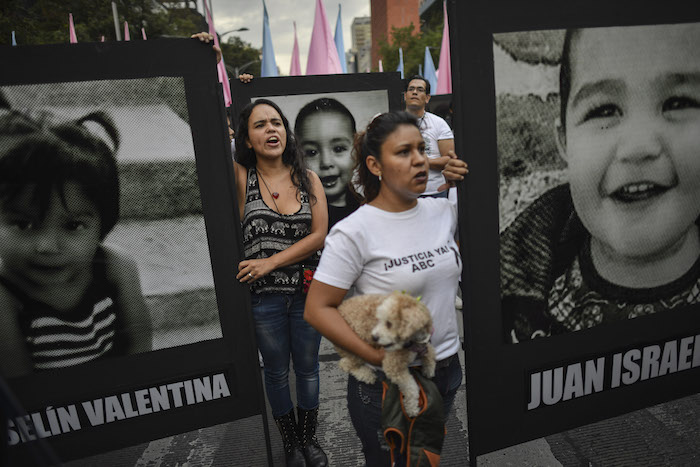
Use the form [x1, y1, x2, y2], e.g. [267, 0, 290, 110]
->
[404, 75, 455, 198]
[404, 76, 463, 310]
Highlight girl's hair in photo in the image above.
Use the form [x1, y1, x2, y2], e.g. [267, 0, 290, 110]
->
[352, 111, 419, 203]
[558, 28, 580, 130]
[235, 98, 315, 204]
[0, 106, 120, 239]
[293, 97, 357, 135]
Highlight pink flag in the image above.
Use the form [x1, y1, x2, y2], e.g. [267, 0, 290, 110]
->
[204, 0, 233, 107]
[69, 13, 78, 43]
[124, 21, 130, 41]
[305, 0, 343, 75]
[289, 22, 302, 76]
[141, 28, 147, 40]
[378, 59, 383, 72]
[100, 35, 105, 42]
[436, 1, 451, 94]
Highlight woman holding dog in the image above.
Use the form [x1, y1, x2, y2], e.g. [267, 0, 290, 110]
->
[234, 98, 329, 467]
[304, 111, 468, 465]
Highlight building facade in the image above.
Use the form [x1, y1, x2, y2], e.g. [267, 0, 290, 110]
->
[351, 16, 372, 73]
[370, 0, 419, 69]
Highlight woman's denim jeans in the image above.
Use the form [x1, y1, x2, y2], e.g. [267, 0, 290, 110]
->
[251, 292, 322, 418]
[346, 354, 463, 466]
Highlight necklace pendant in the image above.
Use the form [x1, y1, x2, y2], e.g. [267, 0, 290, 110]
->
[272, 192, 279, 199]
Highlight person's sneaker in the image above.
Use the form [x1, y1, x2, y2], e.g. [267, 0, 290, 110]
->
[455, 295, 463, 310]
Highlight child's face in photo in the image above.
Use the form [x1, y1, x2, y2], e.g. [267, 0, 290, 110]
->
[0, 182, 102, 301]
[559, 23, 700, 261]
[298, 110, 354, 206]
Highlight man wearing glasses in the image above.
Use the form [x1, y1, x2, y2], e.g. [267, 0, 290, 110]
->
[403, 75, 455, 199]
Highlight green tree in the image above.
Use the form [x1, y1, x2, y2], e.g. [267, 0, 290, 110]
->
[376, 22, 443, 77]
[220, 36, 261, 77]
[1, 0, 204, 45]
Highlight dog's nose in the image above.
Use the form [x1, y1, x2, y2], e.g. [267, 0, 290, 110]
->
[371, 334, 379, 342]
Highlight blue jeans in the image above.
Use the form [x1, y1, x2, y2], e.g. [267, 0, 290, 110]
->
[347, 354, 463, 466]
[251, 292, 322, 418]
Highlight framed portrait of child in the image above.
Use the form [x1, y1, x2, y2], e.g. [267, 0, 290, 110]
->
[451, 0, 700, 462]
[231, 73, 404, 229]
[0, 39, 264, 463]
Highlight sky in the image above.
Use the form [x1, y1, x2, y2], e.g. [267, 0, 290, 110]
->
[206, 0, 371, 75]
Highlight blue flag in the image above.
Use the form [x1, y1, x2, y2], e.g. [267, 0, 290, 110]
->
[334, 4, 347, 73]
[261, 0, 279, 77]
[397, 47, 404, 79]
[11, 30, 17, 46]
[423, 46, 438, 95]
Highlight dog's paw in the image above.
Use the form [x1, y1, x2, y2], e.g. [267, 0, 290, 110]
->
[338, 357, 353, 374]
[403, 395, 421, 417]
[421, 360, 436, 378]
[352, 366, 377, 384]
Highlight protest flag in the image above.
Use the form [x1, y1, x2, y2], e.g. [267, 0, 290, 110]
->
[423, 46, 438, 95]
[436, 0, 451, 94]
[306, 0, 343, 75]
[204, 0, 233, 106]
[69, 13, 78, 43]
[261, 0, 279, 77]
[334, 4, 347, 73]
[289, 21, 302, 76]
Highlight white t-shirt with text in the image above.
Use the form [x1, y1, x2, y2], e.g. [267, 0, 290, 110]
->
[314, 197, 462, 361]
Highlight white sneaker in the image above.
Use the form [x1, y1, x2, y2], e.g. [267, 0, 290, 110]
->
[455, 296, 463, 310]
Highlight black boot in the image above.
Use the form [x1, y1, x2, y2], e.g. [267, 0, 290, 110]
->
[297, 407, 328, 467]
[274, 410, 307, 467]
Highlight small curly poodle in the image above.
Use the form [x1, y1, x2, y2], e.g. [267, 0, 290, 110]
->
[336, 291, 436, 417]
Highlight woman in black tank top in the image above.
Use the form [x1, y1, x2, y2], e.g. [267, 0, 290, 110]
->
[233, 99, 328, 467]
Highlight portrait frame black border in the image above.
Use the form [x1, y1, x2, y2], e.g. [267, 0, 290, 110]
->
[450, 0, 700, 461]
[0, 39, 264, 463]
[230, 72, 405, 129]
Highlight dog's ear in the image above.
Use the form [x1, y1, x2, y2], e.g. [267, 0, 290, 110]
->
[395, 303, 423, 341]
[411, 328, 431, 344]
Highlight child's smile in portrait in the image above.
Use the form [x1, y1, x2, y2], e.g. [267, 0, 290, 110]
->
[0, 183, 101, 310]
[559, 23, 700, 287]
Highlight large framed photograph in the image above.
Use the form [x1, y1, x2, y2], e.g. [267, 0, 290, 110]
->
[451, 0, 700, 459]
[232, 73, 404, 227]
[0, 40, 262, 463]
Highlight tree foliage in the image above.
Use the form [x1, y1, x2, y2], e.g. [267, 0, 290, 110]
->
[0, 0, 205, 45]
[376, 22, 443, 77]
[220, 36, 261, 78]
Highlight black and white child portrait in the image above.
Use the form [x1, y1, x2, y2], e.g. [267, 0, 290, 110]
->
[0, 77, 222, 376]
[498, 23, 700, 343]
[258, 90, 389, 227]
